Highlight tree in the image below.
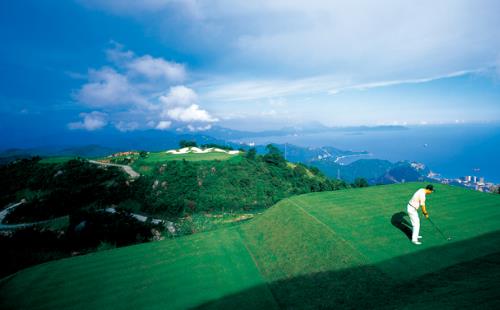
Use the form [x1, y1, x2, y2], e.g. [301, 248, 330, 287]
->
[263, 144, 285, 166]
[179, 140, 197, 148]
[352, 178, 369, 188]
[309, 166, 321, 176]
[245, 148, 257, 160]
[201, 143, 233, 150]
[139, 150, 148, 158]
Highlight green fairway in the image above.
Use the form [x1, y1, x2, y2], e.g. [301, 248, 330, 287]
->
[129, 151, 242, 176]
[138, 151, 240, 163]
[0, 228, 277, 310]
[1, 183, 499, 309]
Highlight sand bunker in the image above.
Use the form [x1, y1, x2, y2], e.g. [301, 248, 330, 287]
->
[166, 147, 240, 155]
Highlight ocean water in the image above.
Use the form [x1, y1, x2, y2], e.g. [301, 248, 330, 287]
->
[240, 124, 500, 183]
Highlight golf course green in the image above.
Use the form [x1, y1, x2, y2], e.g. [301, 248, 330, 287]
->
[1, 182, 499, 309]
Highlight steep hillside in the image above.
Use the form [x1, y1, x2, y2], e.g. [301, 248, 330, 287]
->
[1, 183, 499, 309]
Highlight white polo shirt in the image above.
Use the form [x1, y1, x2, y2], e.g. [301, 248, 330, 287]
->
[408, 188, 426, 210]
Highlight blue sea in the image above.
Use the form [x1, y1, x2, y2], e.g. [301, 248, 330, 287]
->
[240, 124, 500, 184]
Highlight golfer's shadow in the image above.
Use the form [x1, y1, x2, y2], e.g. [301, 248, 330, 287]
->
[391, 212, 412, 240]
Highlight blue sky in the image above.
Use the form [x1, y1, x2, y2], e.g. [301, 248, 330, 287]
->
[1, 0, 500, 139]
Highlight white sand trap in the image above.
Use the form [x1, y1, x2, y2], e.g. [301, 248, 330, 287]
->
[165, 147, 241, 156]
[166, 147, 190, 154]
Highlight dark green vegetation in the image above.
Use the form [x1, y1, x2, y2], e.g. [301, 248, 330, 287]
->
[109, 146, 346, 217]
[0, 156, 129, 221]
[1, 183, 499, 309]
[2, 148, 343, 221]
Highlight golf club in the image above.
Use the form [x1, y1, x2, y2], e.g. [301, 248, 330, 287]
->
[427, 217, 452, 241]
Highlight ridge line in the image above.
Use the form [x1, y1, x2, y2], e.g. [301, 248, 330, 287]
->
[287, 197, 372, 265]
[236, 229, 280, 309]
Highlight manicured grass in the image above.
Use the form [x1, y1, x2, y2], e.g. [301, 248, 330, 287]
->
[139, 151, 240, 163]
[292, 183, 500, 280]
[0, 228, 277, 310]
[1, 183, 499, 309]
[131, 152, 243, 176]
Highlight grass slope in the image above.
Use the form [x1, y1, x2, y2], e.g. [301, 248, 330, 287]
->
[1, 183, 499, 309]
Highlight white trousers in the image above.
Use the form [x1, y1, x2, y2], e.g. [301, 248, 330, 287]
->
[407, 205, 420, 242]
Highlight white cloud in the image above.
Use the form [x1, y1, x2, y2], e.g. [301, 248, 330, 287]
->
[167, 104, 218, 122]
[106, 43, 186, 82]
[187, 124, 212, 132]
[127, 55, 186, 82]
[68, 111, 108, 131]
[76, 67, 143, 107]
[106, 42, 134, 64]
[199, 75, 344, 102]
[159, 85, 198, 107]
[114, 121, 140, 132]
[328, 70, 478, 95]
[155, 120, 172, 130]
[81, 0, 500, 90]
[73, 45, 214, 131]
[159, 85, 218, 123]
[199, 69, 479, 103]
[75, 1, 500, 127]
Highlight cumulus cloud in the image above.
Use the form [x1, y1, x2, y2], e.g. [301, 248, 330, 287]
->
[76, 44, 186, 110]
[159, 85, 218, 123]
[68, 111, 108, 131]
[155, 120, 172, 130]
[73, 44, 215, 131]
[167, 104, 218, 122]
[76, 67, 142, 107]
[127, 55, 186, 82]
[106, 43, 186, 82]
[159, 85, 198, 107]
[114, 121, 140, 132]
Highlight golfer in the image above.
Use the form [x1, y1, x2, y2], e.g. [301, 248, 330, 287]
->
[407, 184, 434, 245]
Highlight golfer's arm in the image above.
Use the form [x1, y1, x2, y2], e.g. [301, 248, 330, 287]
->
[421, 205, 428, 216]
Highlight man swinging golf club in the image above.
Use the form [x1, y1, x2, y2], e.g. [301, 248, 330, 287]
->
[407, 184, 434, 245]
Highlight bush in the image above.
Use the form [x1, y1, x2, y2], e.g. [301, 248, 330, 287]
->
[263, 144, 286, 166]
[201, 143, 233, 150]
[352, 178, 369, 188]
[179, 140, 197, 148]
[245, 148, 257, 160]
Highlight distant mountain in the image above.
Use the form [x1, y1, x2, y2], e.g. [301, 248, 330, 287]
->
[311, 159, 393, 182]
[309, 159, 432, 184]
[1, 125, 425, 185]
[0, 127, 370, 165]
[1, 124, 407, 156]
[371, 161, 432, 184]
[204, 124, 408, 140]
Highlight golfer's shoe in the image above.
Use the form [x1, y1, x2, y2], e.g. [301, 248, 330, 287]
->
[418, 236, 423, 239]
[412, 240, 422, 245]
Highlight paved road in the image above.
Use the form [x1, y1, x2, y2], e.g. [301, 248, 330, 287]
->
[88, 160, 140, 178]
[0, 201, 58, 230]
